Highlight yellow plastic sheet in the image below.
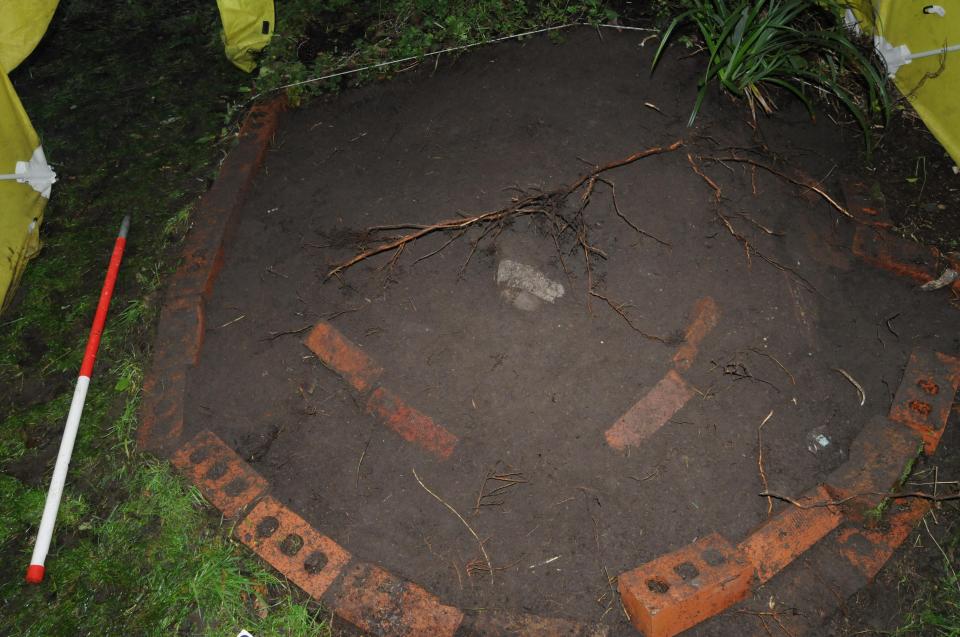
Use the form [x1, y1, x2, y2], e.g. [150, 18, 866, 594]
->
[0, 0, 59, 73]
[0, 67, 46, 311]
[216, 0, 275, 72]
[850, 0, 960, 165]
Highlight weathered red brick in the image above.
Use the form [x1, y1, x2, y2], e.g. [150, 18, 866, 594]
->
[365, 387, 458, 459]
[605, 370, 695, 450]
[673, 297, 719, 372]
[888, 349, 960, 453]
[235, 496, 351, 599]
[327, 562, 463, 636]
[170, 429, 269, 517]
[457, 610, 609, 636]
[305, 322, 383, 393]
[738, 485, 842, 583]
[837, 499, 930, 580]
[618, 533, 753, 637]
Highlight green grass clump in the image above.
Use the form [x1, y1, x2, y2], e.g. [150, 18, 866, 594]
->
[653, 0, 889, 153]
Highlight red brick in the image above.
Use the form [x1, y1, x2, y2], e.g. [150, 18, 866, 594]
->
[457, 610, 609, 636]
[618, 533, 753, 637]
[138, 364, 186, 453]
[673, 296, 719, 372]
[235, 496, 351, 600]
[852, 225, 937, 284]
[365, 387, 458, 459]
[170, 429, 268, 517]
[738, 485, 842, 583]
[155, 295, 206, 367]
[328, 562, 463, 636]
[888, 349, 960, 453]
[305, 321, 383, 393]
[605, 370, 695, 450]
[837, 499, 930, 580]
[825, 416, 922, 516]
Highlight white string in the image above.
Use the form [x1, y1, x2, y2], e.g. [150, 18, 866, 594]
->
[250, 21, 658, 101]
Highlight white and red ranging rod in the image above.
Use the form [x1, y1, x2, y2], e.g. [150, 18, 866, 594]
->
[25, 215, 130, 585]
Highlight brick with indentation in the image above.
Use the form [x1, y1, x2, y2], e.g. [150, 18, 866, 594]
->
[738, 485, 842, 583]
[170, 429, 268, 517]
[305, 322, 383, 393]
[673, 297, 719, 372]
[837, 499, 930, 581]
[825, 416, 921, 516]
[618, 533, 753, 637]
[888, 350, 960, 453]
[327, 562, 463, 636]
[235, 496, 351, 599]
[606, 370, 694, 450]
[365, 387, 458, 459]
[456, 610, 610, 636]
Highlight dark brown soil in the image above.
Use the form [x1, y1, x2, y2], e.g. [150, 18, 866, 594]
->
[183, 28, 959, 633]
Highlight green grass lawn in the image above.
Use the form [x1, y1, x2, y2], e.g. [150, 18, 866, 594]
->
[0, 1, 957, 635]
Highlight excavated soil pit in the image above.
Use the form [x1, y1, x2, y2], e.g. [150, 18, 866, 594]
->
[180, 28, 958, 634]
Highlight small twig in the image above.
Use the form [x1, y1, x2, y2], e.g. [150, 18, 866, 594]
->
[737, 212, 784, 236]
[589, 289, 668, 343]
[599, 177, 671, 247]
[413, 468, 493, 583]
[832, 367, 866, 406]
[324, 305, 365, 321]
[706, 154, 852, 218]
[217, 314, 245, 329]
[885, 313, 900, 339]
[748, 348, 796, 385]
[263, 324, 312, 341]
[356, 440, 370, 489]
[761, 489, 960, 508]
[758, 410, 774, 516]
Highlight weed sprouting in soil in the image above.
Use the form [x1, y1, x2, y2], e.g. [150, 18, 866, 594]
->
[652, 0, 890, 155]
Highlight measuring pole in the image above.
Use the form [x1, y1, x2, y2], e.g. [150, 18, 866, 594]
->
[25, 215, 130, 584]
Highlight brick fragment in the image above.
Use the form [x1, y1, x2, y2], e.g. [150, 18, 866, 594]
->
[825, 416, 921, 516]
[138, 364, 187, 453]
[738, 485, 842, 583]
[328, 562, 463, 637]
[365, 387, 458, 459]
[837, 499, 931, 580]
[457, 610, 609, 636]
[851, 225, 938, 284]
[305, 322, 383, 393]
[235, 496, 351, 599]
[605, 370, 694, 450]
[170, 429, 268, 517]
[618, 533, 752, 637]
[888, 349, 960, 453]
[155, 295, 206, 367]
[673, 297, 719, 372]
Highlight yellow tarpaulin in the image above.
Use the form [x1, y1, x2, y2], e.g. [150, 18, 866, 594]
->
[216, 0, 274, 72]
[0, 67, 49, 311]
[0, 0, 59, 74]
[848, 1, 960, 165]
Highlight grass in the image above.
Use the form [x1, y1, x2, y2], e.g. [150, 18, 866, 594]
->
[0, 0, 957, 635]
[0, 1, 328, 634]
[254, 0, 618, 104]
[652, 0, 890, 154]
